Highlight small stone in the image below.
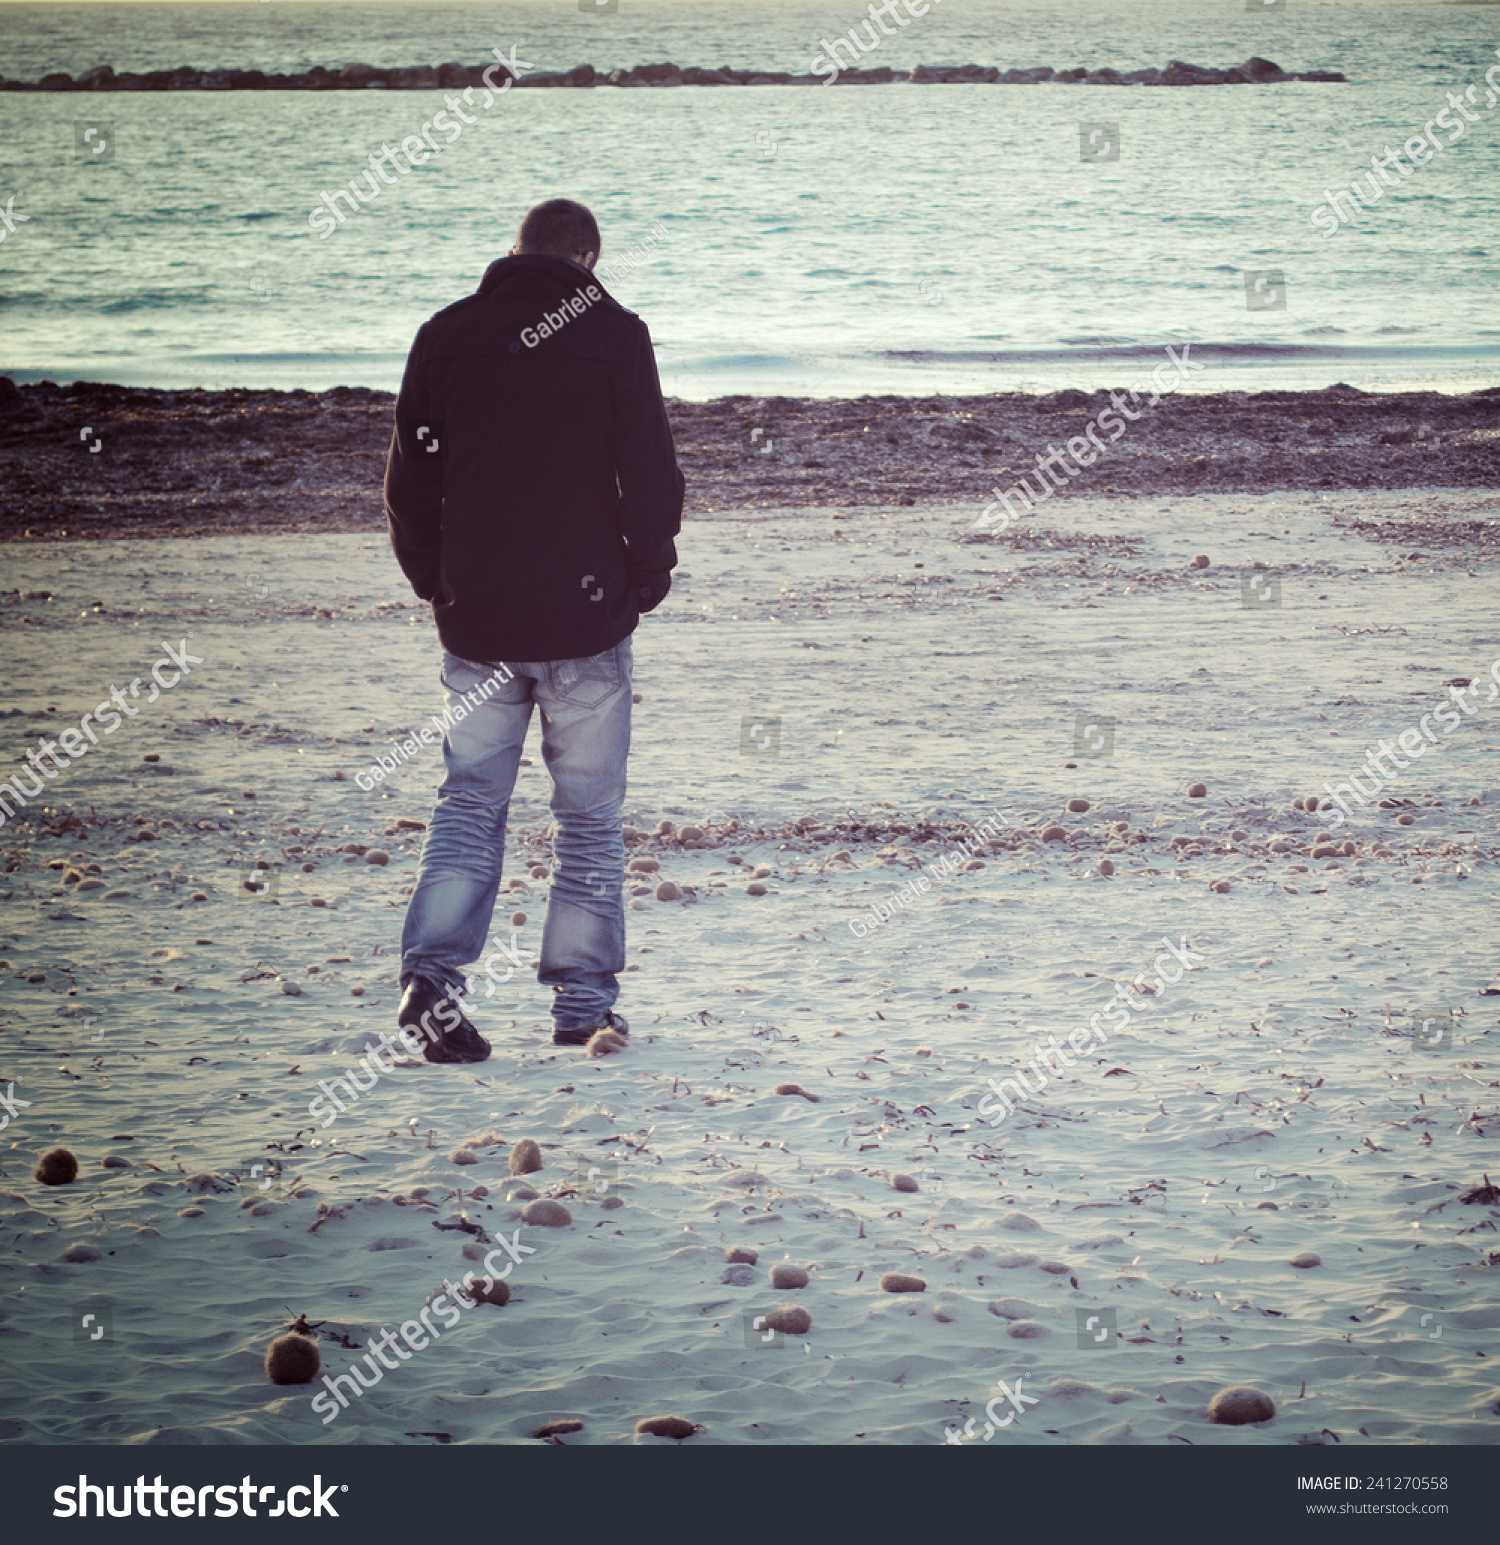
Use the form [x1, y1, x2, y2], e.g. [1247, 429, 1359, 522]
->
[365, 850, 390, 866]
[509, 1185, 539, 1201]
[745, 882, 767, 896]
[1397, 813, 1415, 825]
[1256, 1201, 1278, 1210]
[449, 1148, 479, 1166]
[522, 1199, 572, 1228]
[469, 1273, 511, 1305]
[599, 1194, 623, 1210]
[1192, 554, 1210, 568]
[35, 1148, 78, 1185]
[679, 825, 704, 842]
[634, 1415, 696, 1439]
[774, 1083, 820, 1101]
[722, 1264, 756, 1286]
[265, 1333, 321, 1384]
[879, 1272, 926, 1294]
[655, 880, 681, 901]
[1210, 880, 1231, 894]
[100, 1155, 131, 1169]
[764, 1305, 811, 1335]
[933, 1305, 955, 1323]
[1098, 859, 1115, 877]
[1289, 1251, 1321, 1269]
[997, 1211, 1042, 1233]
[656, 820, 675, 835]
[509, 1139, 542, 1175]
[1208, 1386, 1275, 1425]
[726, 1246, 759, 1264]
[1187, 782, 1207, 799]
[63, 1242, 103, 1262]
[532, 1419, 584, 1438]
[1066, 798, 1090, 813]
[1042, 825, 1068, 842]
[178, 1206, 205, 1218]
[280, 980, 303, 996]
[627, 857, 660, 873]
[395, 818, 426, 830]
[770, 1263, 809, 1289]
[892, 1174, 919, 1193]
[1006, 1319, 1049, 1339]
[511, 911, 527, 927]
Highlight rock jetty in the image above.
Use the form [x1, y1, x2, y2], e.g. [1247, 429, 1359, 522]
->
[0, 57, 1345, 91]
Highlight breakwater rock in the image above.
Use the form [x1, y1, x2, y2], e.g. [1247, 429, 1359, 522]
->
[0, 57, 1345, 91]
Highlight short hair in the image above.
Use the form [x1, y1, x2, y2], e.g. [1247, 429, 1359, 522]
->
[515, 199, 601, 259]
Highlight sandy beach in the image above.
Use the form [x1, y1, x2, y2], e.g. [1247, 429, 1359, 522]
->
[1, 473, 1497, 1446]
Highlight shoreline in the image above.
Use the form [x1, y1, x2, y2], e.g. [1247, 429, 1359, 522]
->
[2, 379, 1497, 541]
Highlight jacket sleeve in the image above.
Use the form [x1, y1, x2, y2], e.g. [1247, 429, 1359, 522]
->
[610, 317, 684, 614]
[383, 323, 444, 601]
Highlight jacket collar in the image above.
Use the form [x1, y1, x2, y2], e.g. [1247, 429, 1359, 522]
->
[478, 253, 604, 297]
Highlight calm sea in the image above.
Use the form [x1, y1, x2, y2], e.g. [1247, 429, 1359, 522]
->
[1, 0, 1496, 398]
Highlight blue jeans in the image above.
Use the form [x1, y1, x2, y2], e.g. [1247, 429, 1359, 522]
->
[400, 641, 632, 1031]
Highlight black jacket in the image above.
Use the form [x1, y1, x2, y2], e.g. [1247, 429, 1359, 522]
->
[384, 254, 683, 663]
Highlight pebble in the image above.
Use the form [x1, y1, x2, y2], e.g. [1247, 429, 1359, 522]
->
[997, 1211, 1042, 1233]
[1066, 798, 1090, 813]
[35, 1148, 78, 1185]
[1256, 1201, 1278, 1210]
[1207, 1386, 1276, 1425]
[879, 1272, 926, 1294]
[265, 1333, 321, 1384]
[280, 980, 303, 996]
[774, 1083, 820, 1101]
[509, 1139, 543, 1175]
[722, 1264, 756, 1286]
[765, 1305, 812, 1335]
[892, 1174, 919, 1193]
[1289, 1251, 1321, 1269]
[468, 1273, 511, 1306]
[599, 1194, 623, 1210]
[1006, 1319, 1048, 1339]
[63, 1242, 102, 1262]
[532, 1419, 584, 1439]
[1038, 1261, 1072, 1275]
[522, 1199, 572, 1228]
[1210, 880, 1231, 894]
[586, 1028, 628, 1057]
[770, 1264, 809, 1289]
[745, 882, 767, 896]
[100, 1155, 131, 1169]
[1042, 825, 1067, 842]
[655, 881, 681, 901]
[449, 1148, 479, 1166]
[726, 1246, 759, 1264]
[678, 825, 704, 842]
[1192, 554, 1210, 568]
[1098, 859, 1115, 877]
[634, 1415, 696, 1440]
[1187, 782, 1207, 799]
[509, 1185, 539, 1201]
[510, 911, 527, 927]
[365, 850, 390, 866]
[628, 857, 660, 873]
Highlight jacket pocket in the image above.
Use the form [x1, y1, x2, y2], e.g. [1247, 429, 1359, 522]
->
[546, 647, 621, 709]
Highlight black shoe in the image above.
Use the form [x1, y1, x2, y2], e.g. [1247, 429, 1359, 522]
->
[399, 976, 491, 1064]
[552, 1010, 630, 1048]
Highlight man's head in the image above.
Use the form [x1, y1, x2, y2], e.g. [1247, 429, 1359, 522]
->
[514, 199, 601, 272]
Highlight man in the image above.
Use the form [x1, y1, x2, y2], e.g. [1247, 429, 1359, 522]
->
[384, 198, 683, 1060]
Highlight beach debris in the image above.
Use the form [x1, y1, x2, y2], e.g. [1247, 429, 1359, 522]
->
[34, 1148, 79, 1185]
[892, 1173, 919, 1193]
[522, 1199, 571, 1228]
[774, 1083, 820, 1101]
[265, 1332, 321, 1385]
[1208, 1387, 1276, 1425]
[586, 1028, 628, 1057]
[879, 1272, 927, 1293]
[764, 1305, 812, 1334]
[726, 1246, 759, 1264]
[509, 1139, 542, 1175]
[1460, 1175, 1499, 1205]
[1289, 1251, 1321, 1269]
[635, 1415, 697, 1440]
[770, 1264, 809, 1289]
[532, 1419, 584, 1439]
